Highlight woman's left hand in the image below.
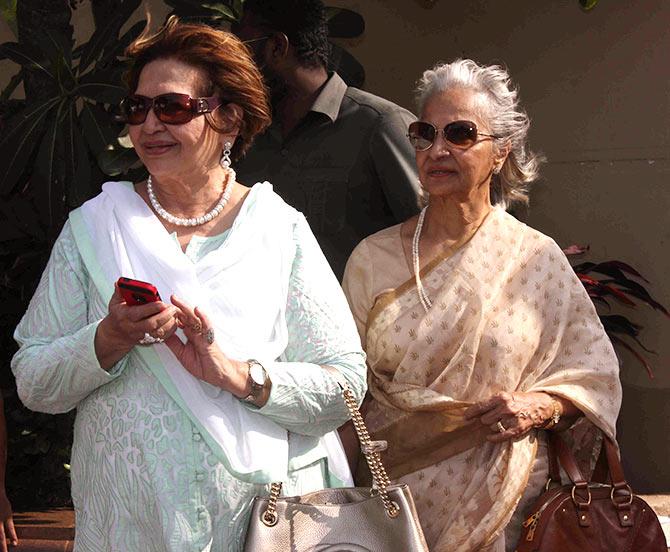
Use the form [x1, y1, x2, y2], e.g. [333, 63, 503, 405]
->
[164, 295, 248, 397]
[464, 391, 555, 443]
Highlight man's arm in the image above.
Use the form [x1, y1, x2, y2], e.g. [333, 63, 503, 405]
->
[369, 107, 422, 222]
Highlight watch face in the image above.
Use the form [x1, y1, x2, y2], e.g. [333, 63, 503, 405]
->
[249, 363, 265, 386]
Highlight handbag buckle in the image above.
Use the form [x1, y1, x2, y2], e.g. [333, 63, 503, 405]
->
[611, 484, 634, 507]
[571, 483, 592, 507]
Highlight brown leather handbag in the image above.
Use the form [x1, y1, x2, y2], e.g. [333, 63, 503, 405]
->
[515, 432, 666, 552]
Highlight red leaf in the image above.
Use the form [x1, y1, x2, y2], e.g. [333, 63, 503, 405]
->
[600, 284, 636, 306]
[577, 273, 600, 287]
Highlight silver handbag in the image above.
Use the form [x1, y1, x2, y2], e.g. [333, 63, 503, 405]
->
[243, 384, 429, 552]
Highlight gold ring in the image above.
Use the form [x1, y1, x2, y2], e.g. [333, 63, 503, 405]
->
[496, 420, 506, 433]
[518, 411, 529, 419]
[192, 322, 202, 333]
[156, 328, 165, 338]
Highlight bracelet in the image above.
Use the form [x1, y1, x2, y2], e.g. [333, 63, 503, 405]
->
[541, 398, 562, 429]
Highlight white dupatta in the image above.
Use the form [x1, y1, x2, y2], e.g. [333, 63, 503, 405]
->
[69, 181, 345, 484]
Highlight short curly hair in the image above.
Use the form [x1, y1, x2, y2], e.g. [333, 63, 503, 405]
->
[243, 0, 330, 68]
[124, 16, 271, 160]
[415, 59, 545, 208]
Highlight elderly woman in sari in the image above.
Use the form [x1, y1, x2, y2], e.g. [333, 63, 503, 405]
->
[343, 59, 621, 552]
[12, 19, 365, 552]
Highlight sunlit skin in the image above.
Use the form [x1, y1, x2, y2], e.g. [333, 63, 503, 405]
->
[94, 57, 253, 400]
[128, 58, 235, 221]
[399, 87, 580, 441]
[415, 87, 501, 203]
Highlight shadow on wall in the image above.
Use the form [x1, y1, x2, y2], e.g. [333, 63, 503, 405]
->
[618, 383, 670, 493]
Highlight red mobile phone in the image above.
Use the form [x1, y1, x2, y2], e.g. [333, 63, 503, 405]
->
[117, 277, 162, 306]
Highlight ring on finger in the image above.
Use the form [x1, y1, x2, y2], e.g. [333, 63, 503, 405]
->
[139, 332, 163, 346]
[518, 410, 529, 419]
[496, 420, 506, 433]
[156, 327, 165, 338]
[192, 322, 202, 333]
[204, 328, 215, 345]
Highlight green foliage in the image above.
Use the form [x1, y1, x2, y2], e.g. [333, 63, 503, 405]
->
[579, 0, 599, 11]
[0, 0, 17, 36]
[164, 0, 243, 23]
[0, 0, 144, 509]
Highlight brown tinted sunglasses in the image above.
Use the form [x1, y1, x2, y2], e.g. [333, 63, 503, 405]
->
[407, 120, 499, 151]
[118, 93, 224, 125]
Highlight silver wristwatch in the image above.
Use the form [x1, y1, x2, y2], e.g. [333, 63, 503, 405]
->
[242, 359, 271, 407]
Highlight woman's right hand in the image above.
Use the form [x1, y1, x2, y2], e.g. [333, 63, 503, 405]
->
[94, 283, 179, 370]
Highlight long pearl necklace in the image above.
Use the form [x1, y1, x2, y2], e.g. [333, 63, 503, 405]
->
[146, 168, 234, 227]
[412, 205, 492, 313]
[412, 206, 432, 313]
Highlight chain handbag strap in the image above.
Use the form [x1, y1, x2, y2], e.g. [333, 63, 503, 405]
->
[260, 382, 400, 527]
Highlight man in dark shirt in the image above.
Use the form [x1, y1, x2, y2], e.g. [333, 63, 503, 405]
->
[233, 0, 420, 279]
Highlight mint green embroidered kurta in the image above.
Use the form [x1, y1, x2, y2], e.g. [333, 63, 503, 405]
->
[12, 198, 366, 551]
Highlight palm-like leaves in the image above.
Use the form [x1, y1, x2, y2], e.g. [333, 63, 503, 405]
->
[0, 0, 142, 245]
[565, 246, 669, 378]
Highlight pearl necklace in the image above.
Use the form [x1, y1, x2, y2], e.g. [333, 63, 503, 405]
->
[412, 207, 432, 313]
[412, 205, 493, 313]
[146, 168, 234, 227]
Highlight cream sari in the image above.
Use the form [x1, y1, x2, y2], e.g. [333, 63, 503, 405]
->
[343, 207, 621, 551]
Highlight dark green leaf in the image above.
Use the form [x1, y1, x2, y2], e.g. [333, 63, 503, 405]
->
[0, 98, 59, 194]
[77, 0, 141, 74]
[230, 0, 244, 20]
[0, 41, 53, 78]
[6, 250, 50, 287]
[35, 29, 74, 70]
[201, 3, 236, 19]
[97, 144, 140, 176]
[63, 104, 93, 209]
[98, 20, 145, 67]
[32, 104, 66, 228]
[0, 195, 45, 243]
[166, 0, 236, 23]
[580, 0, 599, 11]
[0, 0, 18, 36]
[0, 68, 22, 102]
[80, 102, 120, 156]
[76, 67, 127, 104]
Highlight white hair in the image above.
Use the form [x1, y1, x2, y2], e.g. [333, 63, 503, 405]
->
[415, 59, 544, 207]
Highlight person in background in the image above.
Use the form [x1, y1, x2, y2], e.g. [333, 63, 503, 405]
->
[0, 396, 17, 552]
[342, 59, 621, 551]
[233, 0, 421, 279]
